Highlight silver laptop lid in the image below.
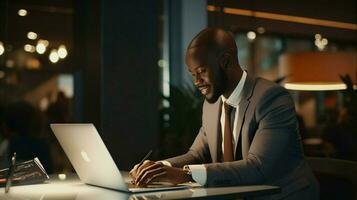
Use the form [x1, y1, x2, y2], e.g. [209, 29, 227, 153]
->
[50, 123, 128, 191]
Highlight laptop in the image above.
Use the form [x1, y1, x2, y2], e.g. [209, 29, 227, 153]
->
[50, 123, 189, 193]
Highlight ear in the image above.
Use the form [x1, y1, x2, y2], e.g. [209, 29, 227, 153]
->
[219, 52, 231, 70]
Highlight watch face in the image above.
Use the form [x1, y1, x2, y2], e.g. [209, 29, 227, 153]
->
[183, 165, 192, 175]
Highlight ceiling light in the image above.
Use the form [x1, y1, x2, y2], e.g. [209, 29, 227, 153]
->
[314, 34, 328, 51]
[41, 39, 49, 47]
[27, 32, 38, 40]
[247, 31, 256, 41]
[49, 49, 59, 63]
[284, 83, 347, 91]
[314, 40, 325, 51]
[36, 43, 46, 54]
[279, 52, 356, 91]
[58, 45, 68, 59]
[36, 40, 47, 54]
[314, 34, 321, 40]
[0, 41, 4, 55]
[18, 9, 28, 16]
[24, 44, 35, 53]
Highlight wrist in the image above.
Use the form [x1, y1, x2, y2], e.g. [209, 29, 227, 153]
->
[182, 165, 194, 182]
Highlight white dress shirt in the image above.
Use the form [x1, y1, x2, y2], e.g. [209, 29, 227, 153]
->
[163, 71, 247, 186]
[220, 70, 247, 158]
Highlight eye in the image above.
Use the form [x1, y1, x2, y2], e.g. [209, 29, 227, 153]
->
[197, 68, 206, 74]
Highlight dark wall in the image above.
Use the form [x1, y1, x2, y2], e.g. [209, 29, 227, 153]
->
[74, 0, 159, 170]
[101, 0, 159, 170]
[73, 0, 101, 128]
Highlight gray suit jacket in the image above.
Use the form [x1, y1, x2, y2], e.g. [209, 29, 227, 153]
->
[167, 74, 319, 200]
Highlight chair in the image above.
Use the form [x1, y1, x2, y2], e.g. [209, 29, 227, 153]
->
[306, 157, 357, 200]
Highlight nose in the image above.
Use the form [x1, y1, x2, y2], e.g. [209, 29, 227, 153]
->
[194, 76, 203, 86]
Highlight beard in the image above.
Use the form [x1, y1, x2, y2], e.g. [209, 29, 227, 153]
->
[205, 67, 226, 104]
[205, 86, 221, 103]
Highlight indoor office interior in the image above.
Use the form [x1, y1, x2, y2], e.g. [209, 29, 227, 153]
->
[0, 0, 356, 198]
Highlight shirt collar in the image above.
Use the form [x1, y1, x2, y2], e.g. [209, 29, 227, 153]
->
[221, 70, 247, 108]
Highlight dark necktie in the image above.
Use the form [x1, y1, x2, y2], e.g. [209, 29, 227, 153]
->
[223, 102, 234, 162]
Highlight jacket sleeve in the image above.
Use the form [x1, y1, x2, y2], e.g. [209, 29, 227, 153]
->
[166, 126, 211, 168]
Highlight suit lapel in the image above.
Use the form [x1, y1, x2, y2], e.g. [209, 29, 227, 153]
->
[234, 74, 256, 159]
[204, 99, 222, 163]
[235, 99, 250, 159]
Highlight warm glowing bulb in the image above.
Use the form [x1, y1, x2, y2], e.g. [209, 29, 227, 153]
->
[0, 41, 4, 55]
[314, 39, 326, 51]
[27, 32, 37, 40]
[49, 49, 59, 63]
[247, 31, 256, 41]
[314, 34, 321, 40]
[24, 44, 35, 53]
[314, 40, 320, 46]
[18, 9, 27, 16]
[36, 43, 46, 54]
[321, 38, 328, 45]
[41, 40, 49, 47]
[58, 45, 68, 59]
[36, 40, 49, 54]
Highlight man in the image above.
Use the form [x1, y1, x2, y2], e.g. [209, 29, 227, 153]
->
[130, 28, 319, 199]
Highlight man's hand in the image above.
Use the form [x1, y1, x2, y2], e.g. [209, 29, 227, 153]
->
[129, 160, 193, 186]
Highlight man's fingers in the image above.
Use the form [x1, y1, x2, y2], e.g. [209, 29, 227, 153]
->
[136, 165, 163, 184]
[130, 160, 153, 178]
[134, 160, 152, 178]
[133, 163, 140, 171]
[129, 163, 140, 178]
[129, 164, 139, 174]
[135, 166, 190, 186]
[137, 168, 166, 186]
[145, 171, 167, 184]
[136, 161, 161, 179]
[136, 160, 154, 174]
[135, 162, 162, 184]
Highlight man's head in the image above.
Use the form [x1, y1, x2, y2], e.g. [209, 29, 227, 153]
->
[186, 27, 242, 103]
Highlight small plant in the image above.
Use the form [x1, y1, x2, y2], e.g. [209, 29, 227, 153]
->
[158, 85, 204, 158]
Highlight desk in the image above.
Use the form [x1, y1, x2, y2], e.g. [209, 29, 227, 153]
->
[0, 174, 280, 200]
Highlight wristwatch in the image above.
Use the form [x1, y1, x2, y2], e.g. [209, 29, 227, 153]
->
[183, 165, 193, 181]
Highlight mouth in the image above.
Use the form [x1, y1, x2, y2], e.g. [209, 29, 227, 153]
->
[197, 85, 210, 95]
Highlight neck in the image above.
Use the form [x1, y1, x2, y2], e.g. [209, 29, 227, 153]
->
[222, 67, 243, 98]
